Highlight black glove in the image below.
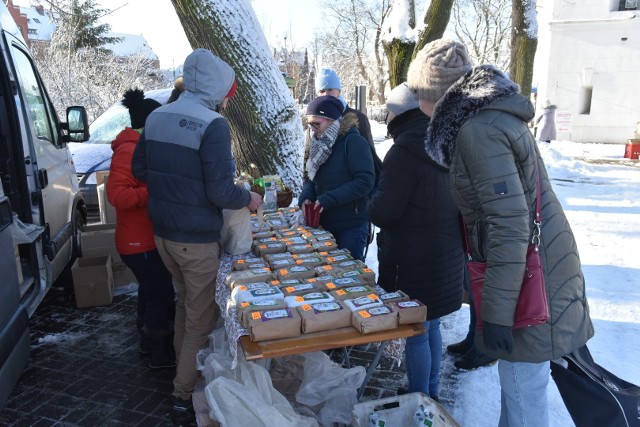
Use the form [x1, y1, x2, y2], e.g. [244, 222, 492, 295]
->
[483, 321, 514, 354]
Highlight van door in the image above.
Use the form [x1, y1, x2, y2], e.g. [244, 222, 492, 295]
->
[0, 187, 30, 407]
[4, 36, 80, 283]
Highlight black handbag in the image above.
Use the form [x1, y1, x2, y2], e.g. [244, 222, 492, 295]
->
[551, 344, 640, 427]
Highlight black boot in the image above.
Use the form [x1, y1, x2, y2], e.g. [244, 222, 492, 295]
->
[446, 337, 473, 356]
[171, 396, 196, 427]
[136, 317, 151, 356]
[147, 328, 176, 370]
[454, 347, 497, 370]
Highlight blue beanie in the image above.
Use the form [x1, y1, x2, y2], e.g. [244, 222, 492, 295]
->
[306, 95, 343, 120]
[315, 68, 342, 92]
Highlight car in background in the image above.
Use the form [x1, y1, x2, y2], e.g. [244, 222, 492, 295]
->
[69, 88, 172, 220]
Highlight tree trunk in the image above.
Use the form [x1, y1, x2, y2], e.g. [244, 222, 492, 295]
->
[383, 38, 415, 89]
[509, 0, 537, 98]
[413, 0, 455, 59]
[171, 0, 305, 192]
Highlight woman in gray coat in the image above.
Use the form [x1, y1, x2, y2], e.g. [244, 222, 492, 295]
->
[408, 39, 594, 427]
[534, 99, 557, 142]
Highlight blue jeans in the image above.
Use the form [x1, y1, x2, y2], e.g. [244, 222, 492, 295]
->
[332, 222, 369, 261]
[405, 318, 442, 397]
[498, 360, 550, 427]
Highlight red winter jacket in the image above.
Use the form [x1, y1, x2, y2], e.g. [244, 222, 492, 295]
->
[107, 128, 156, 255]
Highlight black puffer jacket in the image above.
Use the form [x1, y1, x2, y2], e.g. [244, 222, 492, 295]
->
[368, 108, 464, 320]
[424, 65, 594, 362]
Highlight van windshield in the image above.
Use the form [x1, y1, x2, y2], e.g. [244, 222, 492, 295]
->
[87, 105, 129, 144]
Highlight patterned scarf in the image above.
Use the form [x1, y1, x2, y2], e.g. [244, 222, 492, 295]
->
[305, 117, 342, 181]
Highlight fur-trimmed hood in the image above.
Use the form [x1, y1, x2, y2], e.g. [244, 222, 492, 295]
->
[338, 111, 360, 136]
[424, 65, 534, 168]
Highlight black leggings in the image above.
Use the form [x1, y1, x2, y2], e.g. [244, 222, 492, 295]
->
[121, 249, 175, 330]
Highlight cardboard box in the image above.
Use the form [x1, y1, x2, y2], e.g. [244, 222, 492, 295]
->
[80, 223, 137, 287]
[97, 182, 117, 224]
[71, 255, 114, 308]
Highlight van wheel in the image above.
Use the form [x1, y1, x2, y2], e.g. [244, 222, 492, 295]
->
[71, 210, 84, 259]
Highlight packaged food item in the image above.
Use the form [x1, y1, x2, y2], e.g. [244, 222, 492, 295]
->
[237, 298, 287, 328]
[379, 290, 411, 304]
[283, 292, 335, 308]
[287, 243, 315, 254]
[248, 308, 301, 341]
[312, 240, 338, 251]
[336, 268, 376, 286]
[253, 241, 287, 256]
[352, 304, 398, 334]
[224, 268, 276, 289]
[292, 255, 324, 268]
[232, 256, 268, 271]
[280, 282, 320, 297]
[274, 278, 303, 288]
[297, 301, 352, 333]
[391, 300, 428, 325]
[281, 236, 307, 246]
[318, 277, 363, 292]
[266, 217, 288, 230]
[321, 253, 354, 264]
[253, 230, 275, 239]
[343, 295, 383, 312]
[268, 256, 297, 270]
[329, 285, 376, 301]
[231, 283, 284, 305]
[263, 252, 294, 262]
[275, 265, 316, 280]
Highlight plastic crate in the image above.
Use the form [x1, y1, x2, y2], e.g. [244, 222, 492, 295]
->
[352, 392, 460, 427]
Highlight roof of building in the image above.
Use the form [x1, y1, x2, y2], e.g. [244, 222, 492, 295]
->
[102, 32, 158, 61]
[19, 4, 54, 41]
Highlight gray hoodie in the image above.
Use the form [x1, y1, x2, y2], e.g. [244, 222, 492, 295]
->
[132, 49, 250, 243]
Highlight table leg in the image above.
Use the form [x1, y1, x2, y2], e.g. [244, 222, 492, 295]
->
[357, 340, 388, 401]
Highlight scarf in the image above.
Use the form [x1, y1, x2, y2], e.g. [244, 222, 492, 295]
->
[305, 117, 342, 181]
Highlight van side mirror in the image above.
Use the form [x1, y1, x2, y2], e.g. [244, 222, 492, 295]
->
[64, 106, 89, 142]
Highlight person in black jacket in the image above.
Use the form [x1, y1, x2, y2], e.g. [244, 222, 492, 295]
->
[368, 83, 465, 401]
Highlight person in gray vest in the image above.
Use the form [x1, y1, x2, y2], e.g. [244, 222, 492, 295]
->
[132, 48, 262, 426]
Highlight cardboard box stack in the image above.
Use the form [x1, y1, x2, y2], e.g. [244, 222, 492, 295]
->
[80, 223, 137, 288]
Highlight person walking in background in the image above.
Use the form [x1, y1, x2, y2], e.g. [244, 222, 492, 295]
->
[408, 39, 593, 426]
[534, 99, 557, 142]
[368, 82, 464, 401]
[107, 89, 176, 371]
[132, 49, 262, 426]
[298, 95, 375, 261]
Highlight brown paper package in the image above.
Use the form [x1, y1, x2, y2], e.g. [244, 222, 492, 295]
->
[351, 304, 399, 334]
[248, 308, 302, 341]
[297, 301, 352, 333]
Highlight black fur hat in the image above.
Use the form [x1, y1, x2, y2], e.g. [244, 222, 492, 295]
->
[121, 88, 161, 129]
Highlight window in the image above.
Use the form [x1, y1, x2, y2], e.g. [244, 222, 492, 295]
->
[578, 86, 593, 115]
[9, 45, 60, 147]
[619, 0, 638, 10]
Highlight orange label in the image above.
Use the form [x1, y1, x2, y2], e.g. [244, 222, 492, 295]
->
[280, 269, 289, 276]
[336, 289, 346, 296]
[319, 251, 328, 256]
[239, 286, 247, 291]
[237, 260, 245, 264]
[271, 280, 280, 285]
[264, 268, 271, 272]
[307, 278, 317, 282]
[296, 260, 303, 264]
[285, 286, 295, 293]
[292, 254, 299, 259]
[324, 266, 332, 271]
[241, 302, 249, 307]
[327, 257, 335, 262]
[324, 242, 333, 246]
[326, 283, 336, 289]
[295, 296, 304, 302]
[259, 245, 266, 249]
[302, 304, 312, 311]
[251, 312, 262, 320]
[367, 294, 379, 300]
[359, 310, 371, 318]
[364, 268, 372, 273]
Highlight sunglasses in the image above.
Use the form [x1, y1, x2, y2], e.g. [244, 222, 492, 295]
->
[308, 120, 325, 130]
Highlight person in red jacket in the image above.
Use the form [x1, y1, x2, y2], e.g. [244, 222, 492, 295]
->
[107, 88, 176, 370]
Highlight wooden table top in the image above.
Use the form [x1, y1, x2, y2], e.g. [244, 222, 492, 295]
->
[240, 323, 426, 360]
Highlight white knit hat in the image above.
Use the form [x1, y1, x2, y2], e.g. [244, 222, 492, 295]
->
[407, 39, 472, 102]
[386, 82, 419, 116]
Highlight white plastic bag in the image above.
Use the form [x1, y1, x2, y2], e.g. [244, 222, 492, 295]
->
[205, 355, 318, 427]
[295, 351, 366, 426]
[220, 208, 252, 255]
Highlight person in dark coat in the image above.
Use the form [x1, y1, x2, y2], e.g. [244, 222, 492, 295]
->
[534, 99, 557, 142]
[368, 83, 464, 400]
[298, 96, 375, 260]
[408, 39, 593, 427]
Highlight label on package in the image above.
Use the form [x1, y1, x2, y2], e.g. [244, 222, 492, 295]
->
[312, 302, 342, 313]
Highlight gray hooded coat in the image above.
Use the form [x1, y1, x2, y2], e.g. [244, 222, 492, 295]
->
[424, 65, 593, 363]
[132, 49, 250, 243]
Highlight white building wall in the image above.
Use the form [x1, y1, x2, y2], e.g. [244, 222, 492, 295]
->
[535, 0, 640, 143]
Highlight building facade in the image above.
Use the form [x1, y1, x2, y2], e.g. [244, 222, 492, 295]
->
[534, 0, 640, 143]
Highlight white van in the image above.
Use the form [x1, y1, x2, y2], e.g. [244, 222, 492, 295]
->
[0, 3, 89, 406]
